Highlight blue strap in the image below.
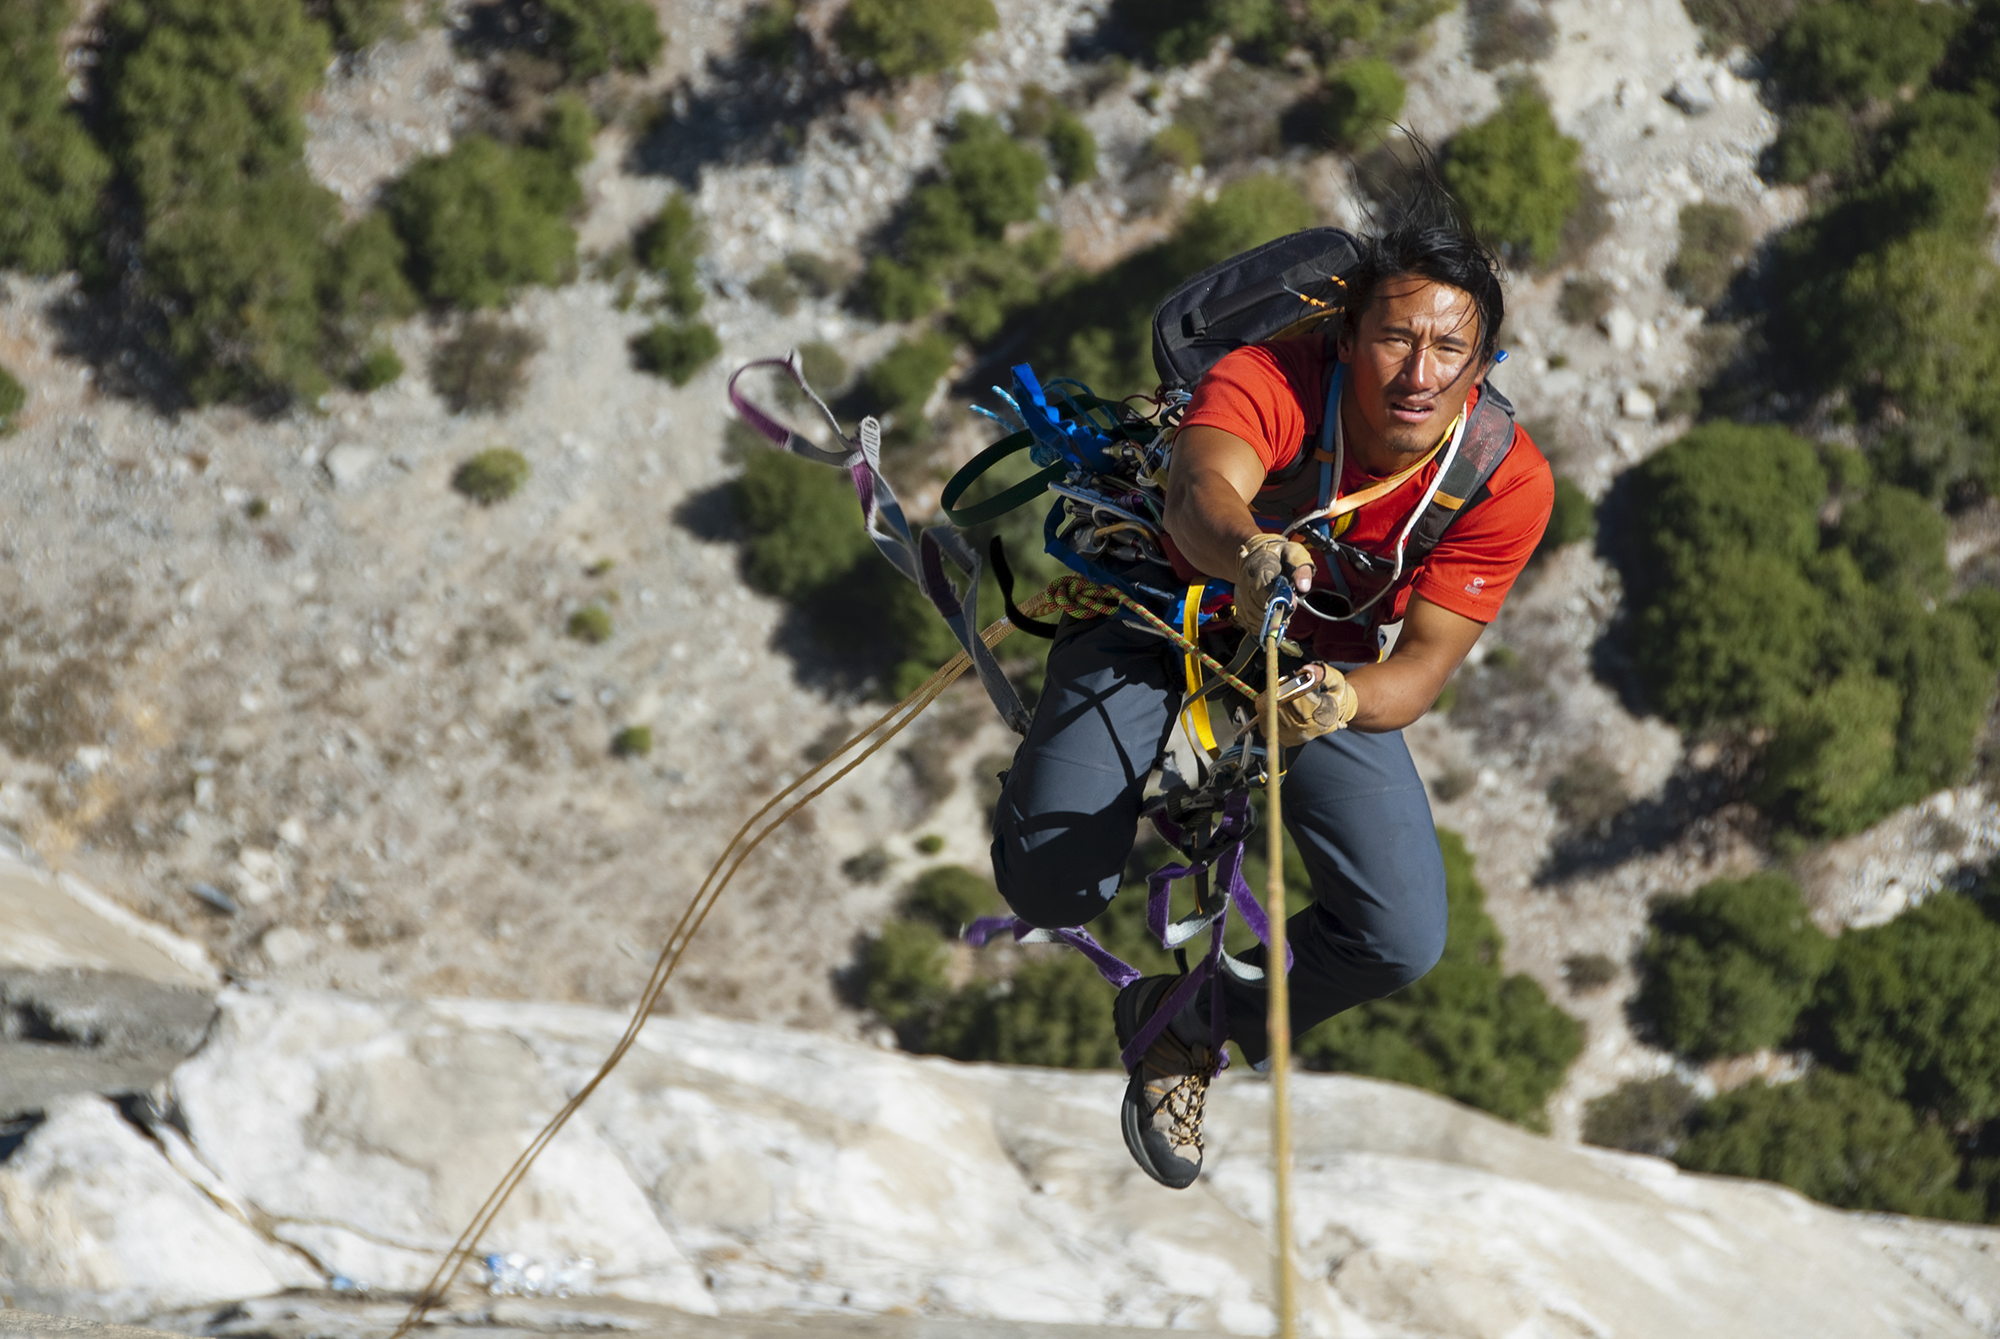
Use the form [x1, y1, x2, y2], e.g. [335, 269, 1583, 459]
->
[1314, 364, 1344, 514]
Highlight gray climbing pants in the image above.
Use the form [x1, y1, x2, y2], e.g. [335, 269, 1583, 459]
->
[989, 612, 1449, 1063]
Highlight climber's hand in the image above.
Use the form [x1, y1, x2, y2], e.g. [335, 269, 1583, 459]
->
[1232, 533, 1315, 636]
[1255, 663, 1358, 747]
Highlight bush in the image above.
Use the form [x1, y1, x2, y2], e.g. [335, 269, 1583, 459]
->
[1047, 109, 1098, 185]
[1536, 475, 1595, 556]
[743, 0, 800, 65]
[390, 100, 593, 309]
[0, 0, 113, 275]
[856, 257, 944, 321]
[1681, 0, 1795, 50]
[1557, 274, 1615, 325]
[858, 332, 955, 425]
[349, 344, 404, 392]
[1766, 0, 1959, 108]
[637, 193, 705, 318]
[1298, 829, 1584, 1130]
[1634, 873, 1834, 1060]
[428, 316, 543, 413]
[97, 0, 417, 402]
[931, 954, 1123, 1069]
[611, 725, 652, 757]
[0, 364, 24, 434]
[1546, 754, 1627, 831]
[1444, 83, 1585, 267]
[1563, 951, 1619, 993]
[1149, 123, 1204, 170]
[1808, 891, 2000, 1125]
[630, 320, 722, 385]
[1675, 1070, 1980, 1219]
[315, 0, 408, 50]
[452, 448, 531, 504]
[1582, 1075, 1700, 1155]
[1666, 202, 1749, 309]
[542, 0, 664, 78]
[1322, 59, 1406, 149]
[1767, 105, 1857, 184]
[1468, 0, 1558, 70]
[857, 918, 954, 1046]
[835, 0, 999, 79]
[1833, 485, 1949, 598]
[734, 449, 876, 599]
[748, 264, 801, 314]
[898, 865, 1001, 934]
[567, 605, 613, 643]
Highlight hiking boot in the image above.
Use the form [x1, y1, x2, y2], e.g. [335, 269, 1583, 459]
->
[1113, 974, 1216, 1190]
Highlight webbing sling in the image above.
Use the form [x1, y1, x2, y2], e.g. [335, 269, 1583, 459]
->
[727, 352, 1032, 735]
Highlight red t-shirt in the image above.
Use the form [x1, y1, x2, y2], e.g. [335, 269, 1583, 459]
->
[1172, 337, 1553, 662]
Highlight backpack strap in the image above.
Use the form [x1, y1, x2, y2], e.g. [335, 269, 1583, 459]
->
[1405, 382, 1518, 565]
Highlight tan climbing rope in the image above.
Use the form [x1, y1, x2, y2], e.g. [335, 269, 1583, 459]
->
[1263, 627, 1298, 1339]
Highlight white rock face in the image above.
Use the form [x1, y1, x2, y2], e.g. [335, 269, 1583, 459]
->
[12, 988, 1996, 1336]
[0, 1096, 316, 1318]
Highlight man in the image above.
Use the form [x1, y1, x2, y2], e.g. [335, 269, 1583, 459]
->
[989, 193, 1554, 1189]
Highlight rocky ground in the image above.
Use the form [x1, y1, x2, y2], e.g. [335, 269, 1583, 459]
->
[6, 855, 2000, 1336]
[6, 0, 2000, 1161]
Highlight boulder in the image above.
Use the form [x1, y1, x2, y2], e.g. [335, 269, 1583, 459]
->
[0, 1096, 315, 1318]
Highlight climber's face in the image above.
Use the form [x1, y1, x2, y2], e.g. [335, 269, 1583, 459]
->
[1336, 277, 1489, 470]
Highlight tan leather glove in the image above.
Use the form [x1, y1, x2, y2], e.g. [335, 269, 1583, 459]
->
[1256, 665, 1359, 747]
[1233, 533, 1315, 636]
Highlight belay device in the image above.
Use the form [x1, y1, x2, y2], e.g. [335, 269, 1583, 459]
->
[727, 225, 1520, 1067]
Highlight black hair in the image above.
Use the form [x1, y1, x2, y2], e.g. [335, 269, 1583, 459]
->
[1344, 136, 1506, 363]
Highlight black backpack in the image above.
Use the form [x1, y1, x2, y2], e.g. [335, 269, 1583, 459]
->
[1151, 227, 1362, 391]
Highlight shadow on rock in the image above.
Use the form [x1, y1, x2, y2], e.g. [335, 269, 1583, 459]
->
[628, 59, 860, 190]
[44, 284, 196, 418]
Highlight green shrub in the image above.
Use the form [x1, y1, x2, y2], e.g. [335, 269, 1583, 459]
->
[0, 0, 113, 275]
[1298, 829, 1584, 1130]
[859, 332, 956, 424]
[1766, 0, 1959, 108]
[914, 833, 946, 855]
[390, 100, 593, 309]
[0, 364, 24, 434]
[1536, 475, 1594, 556]
[428, 316, 543, 413]
[734, 449, 876, 599]
[931, 954, 1123, 1069]
[1114, 0, 1229, 65]
[835, 0, 999, 79]
[1833, 485, 1949, 598]
[1047, 109, 1098, 185]
[1666, 202, 1750, 309]
[1681, 0, 1795, 50]
[630, 319, 721, 385]
[1322, 59, 1406, 149]
[567, 604, 613, 643]
[97, 0, 418, 402]
[1754, 671, 1904, 834]
[858, 918, 954, 1046]
[1675, 1070, 1980, 1219]
[349, 344, 404, 391]
[1635, 873, 1834, 1059]
[1468, 0, 1558, 70]
[636, 193, 705, 317]
[542, 0, 664, 78]
[1557, 274, 1615, 325]
[1582, 1074, 1699, 1155]
[1808, 892, 2000, 1125]
[611, 725, 652, 757]
[748, 263, 801, 314]
[856, 257, 944, 321]
[1767, 105, 1857, 184]
[315, 0, 409, 50]
[1563, 951, 1619, 993]
[898, 865, 1001, 934]
[1149, 122, 1204, 170]
[452, 447, 531, 504]
[1443, 83, 1585, 267]
[782, 250, 847, 299]
[743, 0, 800, 65]
[1546, 754, 1628, 831]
